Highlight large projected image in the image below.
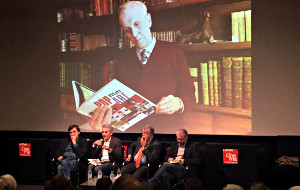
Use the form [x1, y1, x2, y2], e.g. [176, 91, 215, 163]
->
[58, 1, 252, 135]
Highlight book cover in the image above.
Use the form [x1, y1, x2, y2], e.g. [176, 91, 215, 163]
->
[72, 79, 156, 132]
[200, 62, 209, 105]
[243, 57, 252, 109]
[232, 57, 244, 108]
[221, 57, 233, 107]
[245, 10, 251, 42]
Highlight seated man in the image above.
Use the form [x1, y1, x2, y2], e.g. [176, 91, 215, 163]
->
[55, 125, 88, 179]
[121, 125, 161, 180]
[88, 124, 122, 176]
[149, 129, 201, 186]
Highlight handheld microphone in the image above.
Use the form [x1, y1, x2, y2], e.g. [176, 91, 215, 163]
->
[96, 139, 104, 149]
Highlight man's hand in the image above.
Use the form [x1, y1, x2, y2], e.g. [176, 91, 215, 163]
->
[140, 137, 147, 147]
[126, 155, 132, 162]
[58, 156, 63, 161]
[71, 136, 77, 144]
[102, 145, 109, 150]
[93, 139, 103, 147]
[179, 158, 184, 165]
[156, 95, 181, 114]
[168, 157, 174, 163]
[87, 106, 112, 131]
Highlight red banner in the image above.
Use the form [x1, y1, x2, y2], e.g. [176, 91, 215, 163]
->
[19, 143, 31, 157]
[223, 149, 238, 164]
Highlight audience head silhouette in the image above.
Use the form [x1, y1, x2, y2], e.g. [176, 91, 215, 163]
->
[0, 174, 17, 190]
[111, 174, 152, 190]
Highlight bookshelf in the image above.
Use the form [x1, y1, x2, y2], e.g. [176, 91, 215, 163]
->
[57, 0, 252, 135]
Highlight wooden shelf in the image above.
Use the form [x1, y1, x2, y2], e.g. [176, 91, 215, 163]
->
[194, 104, 252, 118]
[57, 15, 116, 35]
[179, 41, 251, 52]
[58, 46, 118, 62]
[149, 0, 210, 12]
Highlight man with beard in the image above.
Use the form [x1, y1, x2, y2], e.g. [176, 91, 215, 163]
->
[149, 129, 201, 186]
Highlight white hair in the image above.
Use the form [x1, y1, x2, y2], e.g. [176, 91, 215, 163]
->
[118, 1, 147, 15]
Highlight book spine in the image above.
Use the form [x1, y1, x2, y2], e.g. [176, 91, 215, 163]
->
[200, 62, 209, 105]
[231, 12, 239, 42]
[245, 10, 251, 42]
[189, 68, 199, 103]
[243, 57, 252, 109]
[213, 60, 219, 106]
[237, 11, 246, 42]
[59, 62, 66, 88]
[208, 61, 215, 106]
[232, 57, 244, 108]
[217, 61, 222, 106]
[221, 57, 233, 107]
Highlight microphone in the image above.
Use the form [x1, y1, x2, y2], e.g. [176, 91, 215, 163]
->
[92, 139, 104, 149]
[96, 139, 104, 149]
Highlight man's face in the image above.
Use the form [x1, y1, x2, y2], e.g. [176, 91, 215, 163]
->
[102, 127, 113, 141]
[142, 128, 153, 142]
[69, 127, 80, 139]
[119, 7, 153, 49]
[176, 131, 187, 146]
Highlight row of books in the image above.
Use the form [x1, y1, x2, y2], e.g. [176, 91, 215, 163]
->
[152, 30, 180, 43]
[119, 30, 180, 49]
[231, 10, 251, 42]
[59, 33, 113, 52]
[57, 0, 132, 22]
[145, 0, 178, 7]
[190, 57, 252, 109]
[59, 60, 116, 90]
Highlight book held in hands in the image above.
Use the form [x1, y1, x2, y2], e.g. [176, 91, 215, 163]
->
[72, 79, 156, 132]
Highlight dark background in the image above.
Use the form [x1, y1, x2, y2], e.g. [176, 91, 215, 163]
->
[0, 0, 299, 189]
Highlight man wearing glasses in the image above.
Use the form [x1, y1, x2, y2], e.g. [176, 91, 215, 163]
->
[149, 129, 201, 186]
[55, 124, 88, 178]
[121, 125, 161, 180]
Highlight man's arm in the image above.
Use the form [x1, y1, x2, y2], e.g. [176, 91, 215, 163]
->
[143, 139, 162, 164]
[184, 143, 202, 166]
[73, 137, 88, 158]
[156, 45, 195, 114]
[110, 138, 123, 163]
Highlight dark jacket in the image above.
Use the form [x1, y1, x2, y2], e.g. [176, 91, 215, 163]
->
[166, 141, 201, 167]
[55, 136, 88, 160]
[128, 137, 162, 165]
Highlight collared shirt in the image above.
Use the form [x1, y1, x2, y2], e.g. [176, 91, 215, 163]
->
[101, 137, 111, 161]
[136, 37, 156, 64]
[133, 138, 153, 164]
[174, 143, 186, 161]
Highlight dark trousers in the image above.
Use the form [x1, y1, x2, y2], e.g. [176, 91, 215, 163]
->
[149, 162, 184, 186]
[121, 162, 149, 180]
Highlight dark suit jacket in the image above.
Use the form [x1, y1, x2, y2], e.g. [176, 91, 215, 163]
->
[166, 141, 201, 167]
[128, 137, 162, 165]
[89, 136, 123, 164]
[55, 136, 88, 160]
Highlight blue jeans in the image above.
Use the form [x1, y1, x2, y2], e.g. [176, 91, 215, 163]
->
[57, 159, 78, 178]
[88, 162, 113, 176]
[149, 162, 184, 186]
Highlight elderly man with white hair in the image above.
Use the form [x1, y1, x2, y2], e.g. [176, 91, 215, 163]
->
[88, 1, 195, 133]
